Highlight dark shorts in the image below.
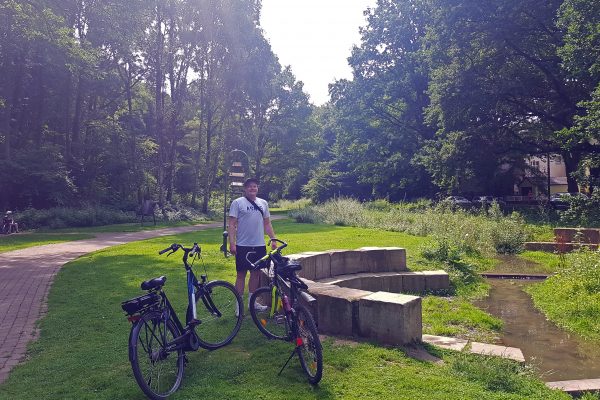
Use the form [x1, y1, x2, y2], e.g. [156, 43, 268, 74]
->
[235, 245, 267, 272]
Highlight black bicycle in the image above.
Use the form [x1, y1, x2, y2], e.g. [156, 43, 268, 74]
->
[121, 242, 243, 399]
[247, 239, 323, 384]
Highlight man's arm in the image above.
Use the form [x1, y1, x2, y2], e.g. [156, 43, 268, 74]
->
[264, 217, 277, 249]
[228, 216, 237, 255]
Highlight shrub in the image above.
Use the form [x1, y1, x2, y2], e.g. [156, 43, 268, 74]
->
[559, 191, 600, 227]
[17, 207, 137, 229]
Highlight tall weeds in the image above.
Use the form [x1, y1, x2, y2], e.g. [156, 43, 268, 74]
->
[289, 198, 530, 256]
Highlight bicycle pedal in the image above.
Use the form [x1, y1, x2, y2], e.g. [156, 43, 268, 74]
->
[188, 319, 201, 327]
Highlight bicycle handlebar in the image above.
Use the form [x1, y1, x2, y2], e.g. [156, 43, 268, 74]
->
[245, 239, 288, 269]
[158, 243, 201, 267]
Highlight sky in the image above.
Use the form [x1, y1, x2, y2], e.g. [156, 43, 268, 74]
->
[260, 0, 377, 106]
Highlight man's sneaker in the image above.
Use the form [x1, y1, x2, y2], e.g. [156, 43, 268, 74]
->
[235, 302, 241, 317]
[252, 302, 268, 312]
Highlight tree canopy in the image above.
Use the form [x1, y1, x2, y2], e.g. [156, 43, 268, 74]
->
[1, 0, 599, 211]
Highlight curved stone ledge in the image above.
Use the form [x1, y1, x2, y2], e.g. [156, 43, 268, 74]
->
[267, 247, 451, 345]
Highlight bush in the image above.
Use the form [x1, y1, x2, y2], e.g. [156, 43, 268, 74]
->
[273, 198, 313, 210]
[559, 191, 600, 227]
[17, 206, 137, 229]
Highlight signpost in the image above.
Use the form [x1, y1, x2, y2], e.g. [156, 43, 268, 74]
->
[221, 150, 250, 256]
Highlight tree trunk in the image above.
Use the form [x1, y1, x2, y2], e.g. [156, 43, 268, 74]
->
[562, 151, 581, 193]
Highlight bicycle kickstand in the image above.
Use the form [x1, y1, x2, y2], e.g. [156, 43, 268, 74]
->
[277, 347, 298, 376]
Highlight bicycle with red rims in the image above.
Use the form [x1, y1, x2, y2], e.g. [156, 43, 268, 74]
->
[120, 242, 243, 399]
[247, 239, 323, 384]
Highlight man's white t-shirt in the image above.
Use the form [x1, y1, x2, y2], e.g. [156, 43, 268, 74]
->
[229, 197, 270, 246]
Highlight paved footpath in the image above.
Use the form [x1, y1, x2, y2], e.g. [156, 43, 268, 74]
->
[0, 222, 224, 384]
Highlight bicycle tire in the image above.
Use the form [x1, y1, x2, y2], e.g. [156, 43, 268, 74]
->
[295, 305, 323, 384]
[249, 286, 289, 340]
[194, 280, 243, 350]
[129, 311, 184, 399]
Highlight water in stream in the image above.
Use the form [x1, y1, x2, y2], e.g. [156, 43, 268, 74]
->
[475, 271, 600, 382]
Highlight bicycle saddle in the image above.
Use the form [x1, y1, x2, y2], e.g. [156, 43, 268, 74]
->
[141, 276, 167, 291]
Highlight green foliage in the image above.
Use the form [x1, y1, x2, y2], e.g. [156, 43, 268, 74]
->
[290, 198, 531, 257]
[421, 238, 483, 295]
[528, 248, 600, 340]
[16, 207, 138, 229]
[559, 191, 600, 227]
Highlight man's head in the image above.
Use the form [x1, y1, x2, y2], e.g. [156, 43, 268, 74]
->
[243, 178, 259, 198]
[243, 178, 259, 188]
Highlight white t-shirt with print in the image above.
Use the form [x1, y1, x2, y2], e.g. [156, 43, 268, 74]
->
[229, 197, 270, 246]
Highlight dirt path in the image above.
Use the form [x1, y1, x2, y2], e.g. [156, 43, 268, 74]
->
[0, 222, 226, 383]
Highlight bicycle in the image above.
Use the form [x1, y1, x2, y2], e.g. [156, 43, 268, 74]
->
[247, 239, 323, 384]
[120, 242, 243, 399]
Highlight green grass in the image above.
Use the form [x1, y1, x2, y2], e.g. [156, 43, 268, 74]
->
[519, 251, 562, 274]
[422, 296, 502, 342]
[0, 221, 566, 400]
[526, 249, 600, 341]
[0, 233, 94, 253]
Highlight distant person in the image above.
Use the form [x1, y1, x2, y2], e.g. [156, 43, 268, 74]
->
[228, 178, 277, 313]
[2, 211, 19, 234]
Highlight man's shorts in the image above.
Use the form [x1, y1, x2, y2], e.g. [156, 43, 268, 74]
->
[235, 245, 267, 272]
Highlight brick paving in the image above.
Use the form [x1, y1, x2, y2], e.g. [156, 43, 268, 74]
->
[0, 222, 223, 383]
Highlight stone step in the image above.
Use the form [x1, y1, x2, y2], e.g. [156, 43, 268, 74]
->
[422, 335, 525, 362]
[319, 270, 450, 293]
[546, 379, 600, 394]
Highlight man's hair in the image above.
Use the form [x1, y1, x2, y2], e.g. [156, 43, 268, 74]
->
[243, 178, 259, 187]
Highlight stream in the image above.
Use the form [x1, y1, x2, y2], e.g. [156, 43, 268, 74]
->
[474, 256, 600, 382]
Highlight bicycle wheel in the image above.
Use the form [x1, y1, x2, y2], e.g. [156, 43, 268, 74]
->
[129, 311, 184, 400]
[249, 286, 289, 340]
[295, 305, 323, 384]
[195, 280, 243, 350]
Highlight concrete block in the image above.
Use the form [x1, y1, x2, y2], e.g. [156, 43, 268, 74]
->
[288, 252, 317, 280]
[554, 228, 600, 244]
[387, 274, 404, 293]
[289, 251, 331, 280]
[329, 250, 365, 276]
[400, 272, 426, 294]
[358, 247, 407, 272]
[420, 270, 450, 291]
[311, 286, 371, 336]
[358, 291, 422, 344]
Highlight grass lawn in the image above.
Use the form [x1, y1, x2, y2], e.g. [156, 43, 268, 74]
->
[0, 233, 94, 253]
[0, 221, 567, 399]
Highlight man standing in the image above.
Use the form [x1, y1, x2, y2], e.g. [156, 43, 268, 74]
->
[228, 178, 277, 312]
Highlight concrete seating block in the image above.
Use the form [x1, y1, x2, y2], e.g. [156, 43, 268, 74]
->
[358, 291, 422, 344]
[358, 247, 407, 272]
[289, 251, 331, 280]
[420, 270, 450, 291]
[311, 286, 371, 336]
[387, 274, 404, 293]
[399, 272, 426, 293]
[329, 250, 366, 276]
